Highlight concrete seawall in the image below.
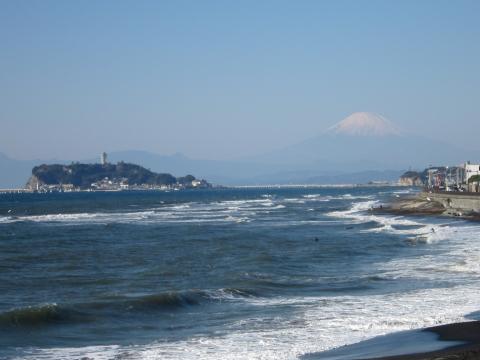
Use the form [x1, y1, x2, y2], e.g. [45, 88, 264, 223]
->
[421, 192, 480, 215]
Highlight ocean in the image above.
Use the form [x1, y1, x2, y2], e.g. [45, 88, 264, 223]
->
[1, 187, 479, 360]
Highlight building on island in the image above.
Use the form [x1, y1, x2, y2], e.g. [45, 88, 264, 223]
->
[101, 152, 108, 165]
[25, 161, 213, 192]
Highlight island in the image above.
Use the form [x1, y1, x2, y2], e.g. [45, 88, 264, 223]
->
[25, 162, 211, 192]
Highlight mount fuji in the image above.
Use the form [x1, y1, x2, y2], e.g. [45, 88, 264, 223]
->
[1, 112, 477, 187]
[254, 112, 473, 173]
[327, 112, 401, 137]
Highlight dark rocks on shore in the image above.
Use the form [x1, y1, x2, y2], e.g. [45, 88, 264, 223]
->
[372, 192, 480, 221]
[371, 195, 445, 216]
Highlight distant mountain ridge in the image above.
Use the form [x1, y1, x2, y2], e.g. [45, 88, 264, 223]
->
[252, 112, 477, 172]
[0, 150, 405, 187]
[0, 153, 58, 189]
[1, 112, 478, 187]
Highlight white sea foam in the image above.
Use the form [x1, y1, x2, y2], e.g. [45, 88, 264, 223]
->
[327, 199, 457, 245]
[303, 194, 322, 199]
[327, 200, 379, 219]
[0, 216, 16, 224]
[283, 198, 307, 204]
[17, 215, 480, 360]
[392, 188, 415, 195]
[20, 282, 480, 360]
[8, 193, 480, 360]
[2, 198, 289, 225]
[327, 200, 480, 279]
[282, 194, 373, 206]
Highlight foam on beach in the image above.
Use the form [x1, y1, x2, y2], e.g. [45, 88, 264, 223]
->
[4, 190, 480, 360]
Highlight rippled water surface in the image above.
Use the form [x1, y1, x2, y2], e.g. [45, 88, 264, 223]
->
[1, 187, 480, 359]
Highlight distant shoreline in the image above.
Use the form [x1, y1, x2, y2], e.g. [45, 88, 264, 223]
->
[0, 183, 411, 194]
[215, 183, 404, 189]
[0, 189, 34, 194]
[0, 187, 207, 195]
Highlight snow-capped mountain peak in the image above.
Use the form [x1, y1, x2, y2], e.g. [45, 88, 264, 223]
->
[327, 112, 401, 136]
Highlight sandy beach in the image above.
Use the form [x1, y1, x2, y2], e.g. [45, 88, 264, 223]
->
[303, 321, 480, 360]
[372, 321, 480, 360]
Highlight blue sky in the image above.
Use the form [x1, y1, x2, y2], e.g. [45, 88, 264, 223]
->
[1, 0, 479, 160]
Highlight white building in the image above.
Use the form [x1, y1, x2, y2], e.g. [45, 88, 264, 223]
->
[191, 179, 203, 187]
[464, 162, 480, 183]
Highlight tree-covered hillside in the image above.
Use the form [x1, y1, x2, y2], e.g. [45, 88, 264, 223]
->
[31, 162, 191, 188]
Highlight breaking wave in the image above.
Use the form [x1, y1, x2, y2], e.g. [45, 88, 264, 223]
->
[326, 199, 456, 244]
[0, 288, 258, 329]
[4, 187, 480, 360]
[0, 303, 87, 327]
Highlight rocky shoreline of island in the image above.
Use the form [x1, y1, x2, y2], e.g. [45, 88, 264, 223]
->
[23, 162, 212, 193]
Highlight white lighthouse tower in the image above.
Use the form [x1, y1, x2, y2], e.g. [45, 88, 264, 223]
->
[101, 152, 107, 165]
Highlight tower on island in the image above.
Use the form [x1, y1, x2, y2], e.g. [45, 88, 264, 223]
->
[100, 152, 108, 165]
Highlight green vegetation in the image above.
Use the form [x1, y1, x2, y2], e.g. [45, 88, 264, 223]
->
[468, 174, 480, 183]
[400, 170, 427, 184]
[401, 171, 421, 178]
[400, 170, 424, 182]
[32, 162, 182, 188]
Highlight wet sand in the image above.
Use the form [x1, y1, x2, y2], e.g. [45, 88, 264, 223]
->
[371, 321, 480, 360]
[303, 321, 480, 360]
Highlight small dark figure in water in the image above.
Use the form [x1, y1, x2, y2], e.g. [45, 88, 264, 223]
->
[314, 237, 319, 242]
[431, 228, 435, 233]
